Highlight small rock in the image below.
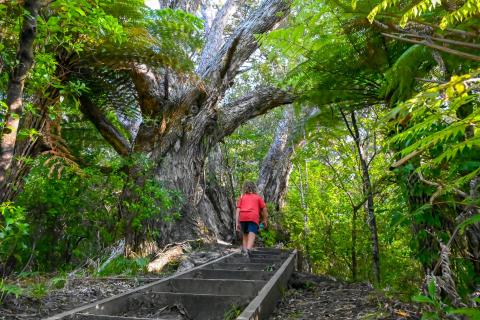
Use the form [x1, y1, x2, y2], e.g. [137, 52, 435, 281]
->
[176, 260, 195, 273]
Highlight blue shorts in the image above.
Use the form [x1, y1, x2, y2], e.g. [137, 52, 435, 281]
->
[240, 221, 259, 235]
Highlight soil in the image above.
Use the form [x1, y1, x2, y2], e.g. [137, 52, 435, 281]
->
[0, 277, 154, 319]
[121, 304, 188, 319]
[0, 242, 235, 320]
[1, 246, 420, 320]
[270, 273, 421, 320]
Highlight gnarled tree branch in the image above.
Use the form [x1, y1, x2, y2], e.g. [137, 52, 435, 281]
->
[79, 96, 131, 156]
[200, 0, 292, 90]
[158, 0, 202, 12]
[257, 106, 296, 209]
[215, 86, 295, 141]
[130, 63, 168, 117]
[198, 0, 238, 72]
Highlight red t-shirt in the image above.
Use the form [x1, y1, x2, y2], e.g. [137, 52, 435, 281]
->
[237, 193, 266, 225]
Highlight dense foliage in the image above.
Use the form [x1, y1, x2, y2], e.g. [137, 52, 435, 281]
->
[1, 0, 479, 318]
[0, 0, 199, 270]
[259, 0, 480, 316]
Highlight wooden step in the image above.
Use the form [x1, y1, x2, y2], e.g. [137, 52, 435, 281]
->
[46, 248, 297, 320]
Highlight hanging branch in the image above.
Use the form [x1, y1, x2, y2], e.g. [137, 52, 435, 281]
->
[393, 32, 480, 50]
[381, 33, 480, 62]
[79, 96, 132, 156]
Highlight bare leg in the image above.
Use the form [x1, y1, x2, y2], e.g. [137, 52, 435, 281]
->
[246, 232, 256, 250]
[242, 232, 248, 250]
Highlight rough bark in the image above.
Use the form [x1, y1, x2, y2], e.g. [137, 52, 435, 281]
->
[79, 96, 131, 156]
[198, 0, 238, 72]
[205, 144, 239, 241]
[130, 63, 170, 116]
[0, 100, 49, 202]
[257, 106, 295, 210]
[115, 0, 293, 251]
[0, 0, 40, 185]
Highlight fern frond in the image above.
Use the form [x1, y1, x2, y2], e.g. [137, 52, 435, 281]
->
[381, 45, 434, 105]
[439, 0, 480, 29]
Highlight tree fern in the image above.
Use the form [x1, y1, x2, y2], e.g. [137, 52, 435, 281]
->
[387, 69, 480, 190]
[367, 0, 400, 23]
[439, 0, 480, 29]
[381, 45, 434, 105]
[399, 0, 442, 27]
[368, 0, 480, 30]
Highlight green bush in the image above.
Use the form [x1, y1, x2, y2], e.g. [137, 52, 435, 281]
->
[0, 202, 30, 273]
[16, 154, 182, 271]
[260, 228, 278, 247]
[17, 162, 123, 270]
[0, 279, 23, 303]
[96, 256, 149, 276]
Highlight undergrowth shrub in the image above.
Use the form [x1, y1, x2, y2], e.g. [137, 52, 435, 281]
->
[0, 202, 30, 274]
[96, 256, 149, 276]
[0, 279, 22, 303]
[259, 203, 288, 247]
[15, 155, 183, 272]
[260, 228, 278, 247]
[17, 162, 123, 271]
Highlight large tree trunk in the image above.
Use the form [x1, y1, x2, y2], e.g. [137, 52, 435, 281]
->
[152, 145, 234, 246]
[206, 144, 237, 240]
[0, 68, 66, 203]
[75, 0, 294, 252]
[0, 0, 40, 189]
[0, 101, 49, 202]
[121, 86, 294, 251]
[257, 106, 295, 210]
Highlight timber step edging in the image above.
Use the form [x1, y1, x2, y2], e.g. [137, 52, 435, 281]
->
[45, 248, 297, 320]
[44, 252, 238, 320]
[237, 249, 297, 320]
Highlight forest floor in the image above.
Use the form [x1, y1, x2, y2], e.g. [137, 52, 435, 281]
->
[0, 242, 235, 319]
[1, 277, 151, 319]
[270, 272, 421, 320]
[1, 245, 420, 320]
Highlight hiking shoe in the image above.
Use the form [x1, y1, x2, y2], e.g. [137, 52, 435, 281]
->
[241, 248, 248, 257]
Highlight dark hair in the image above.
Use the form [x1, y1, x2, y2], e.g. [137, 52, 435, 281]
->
[242, 181, 257, 194]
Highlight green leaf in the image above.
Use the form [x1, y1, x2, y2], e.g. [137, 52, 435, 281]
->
[447, 308, 480, 318]
[459, 214, 480, 233]
[412, 295, 433, 303]
[427, 280, 436, 298]
[74, 7, 86, 16]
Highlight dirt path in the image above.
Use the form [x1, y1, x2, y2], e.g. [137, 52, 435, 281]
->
[0, 277, 151, 319]
[0, 244, 234, 320]
[1, 249, 419, 320]
[270, 273, 420, 320]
